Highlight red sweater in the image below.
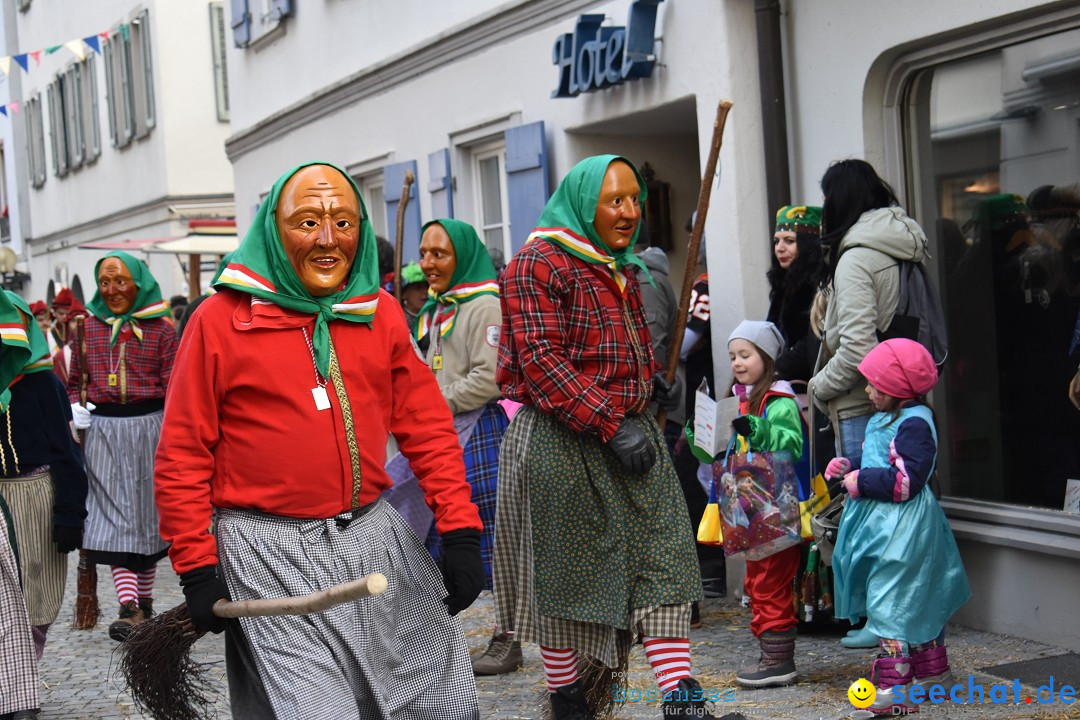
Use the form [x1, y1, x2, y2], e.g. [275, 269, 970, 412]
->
[154, 289, 480, 573]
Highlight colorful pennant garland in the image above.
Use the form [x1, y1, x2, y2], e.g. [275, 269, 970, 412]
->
[0, 27, 125, 117]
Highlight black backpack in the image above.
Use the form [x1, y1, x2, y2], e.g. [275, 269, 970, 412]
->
[877, 260, 949, 369]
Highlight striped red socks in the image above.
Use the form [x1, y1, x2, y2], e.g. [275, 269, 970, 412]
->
[136, 566, 156, 601]
[539, 646, 579, 690]
[110, 566, 138, 605]
[643, 636, 691, 693]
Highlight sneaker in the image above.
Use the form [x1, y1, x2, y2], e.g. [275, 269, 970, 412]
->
[471, 631, 523, 675]
[736, 629, 797, 687]
[108, 600, 146, 642]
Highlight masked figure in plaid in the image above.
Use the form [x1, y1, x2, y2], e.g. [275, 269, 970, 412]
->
[415, 218, 516, 675]
[155, 163, 483, 720]
[0, 292, 88, 665]
[493, 155, 713, 719]
[0, 290, 41, 719]
[64, 251, 178, 643]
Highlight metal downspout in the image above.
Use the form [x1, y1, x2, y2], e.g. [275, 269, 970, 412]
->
[755, 0, 791, 225]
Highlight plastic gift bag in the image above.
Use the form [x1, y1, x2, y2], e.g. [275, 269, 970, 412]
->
[696, 472, 723, 546]
[716, 437, 802, 561]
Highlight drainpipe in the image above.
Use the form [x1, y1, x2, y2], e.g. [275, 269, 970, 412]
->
[755, 0, 790, 226]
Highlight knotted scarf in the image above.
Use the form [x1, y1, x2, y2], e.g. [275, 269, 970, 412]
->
[86, 251, 170, 346]
[214, 162, 380, 377]
[416, 219, 499, 341]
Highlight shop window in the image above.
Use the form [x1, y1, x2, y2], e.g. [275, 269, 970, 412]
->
[25, 93, 47, 188]
[903, 27, 1080, 510]
[473, 142, 511, 259]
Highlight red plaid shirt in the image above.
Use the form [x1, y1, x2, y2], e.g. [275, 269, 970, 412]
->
[66, 316, 178, 405]
[497, 239, 658, 441]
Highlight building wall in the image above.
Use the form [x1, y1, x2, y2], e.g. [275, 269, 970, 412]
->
[17, 0, 233, 301]
[0, 0, 24, 260]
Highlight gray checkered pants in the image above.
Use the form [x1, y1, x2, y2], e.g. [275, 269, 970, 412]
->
[217, 499, 478, 720]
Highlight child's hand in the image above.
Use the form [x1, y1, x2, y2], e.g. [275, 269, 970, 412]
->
[842, 471, 860, 497]
[826, 457, 851, 480]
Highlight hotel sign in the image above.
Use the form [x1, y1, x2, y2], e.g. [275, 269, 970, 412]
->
[552, 0, 663, 98]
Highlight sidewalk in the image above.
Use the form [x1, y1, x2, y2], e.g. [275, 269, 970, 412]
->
[36, 560, 1079, 719]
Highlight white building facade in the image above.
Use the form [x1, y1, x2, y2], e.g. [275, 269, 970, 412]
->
[224, 0, 1080, 649]
[14, 0, 234, 303]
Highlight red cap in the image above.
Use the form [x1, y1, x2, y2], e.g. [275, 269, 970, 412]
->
[30, 300, 49, 316]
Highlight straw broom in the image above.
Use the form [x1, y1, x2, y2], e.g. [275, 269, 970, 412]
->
[120, 572, 388, 720]
[657, 99, 733, 429]
[392, 170, 416, 302]
[72, 313, 100, 630]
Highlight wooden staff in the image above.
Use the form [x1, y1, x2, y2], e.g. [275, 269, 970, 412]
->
[73, 314, 99, 630]
[658, 99, 733, 429]
[121, 573, 388, 720]
[392, 170, 416, 302]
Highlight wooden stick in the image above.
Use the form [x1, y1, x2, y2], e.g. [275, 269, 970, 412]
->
[658, 99, 734, 428]
[73, 314, 99, 630]
[393, 170, 416, 302]
[211, 573, 387, 618]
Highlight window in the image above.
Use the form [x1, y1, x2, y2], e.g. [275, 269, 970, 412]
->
[355, 175, 387, 242]
[103, 10, 155, 147]
[231, 0, 292, 48]
[25, 93, 46, 188]
[473, 142, 511, 258]
[902, 26, 1080, 511]
[46, 57, 101, 176]
[209, 2, 230, 122]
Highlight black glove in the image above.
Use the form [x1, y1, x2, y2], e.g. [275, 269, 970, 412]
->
[652, 373, 681, 412]
[731, 415, 755, 438]
[179, 566, 231, 634]
[440, 528, 484, 616]
[52, 524, 82, 554]
[606, 419, 657, 475]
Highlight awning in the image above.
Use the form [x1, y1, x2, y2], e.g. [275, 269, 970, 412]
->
[79, 237, 175, 251]
[143, 234, 239, 255]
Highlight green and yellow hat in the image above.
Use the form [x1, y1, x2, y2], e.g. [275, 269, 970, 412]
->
[775, 205, 822, 234]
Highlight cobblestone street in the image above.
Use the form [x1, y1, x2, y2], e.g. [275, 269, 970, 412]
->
[34, 559, 1079, 719]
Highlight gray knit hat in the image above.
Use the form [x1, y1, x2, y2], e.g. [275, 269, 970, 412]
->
[727, 320, 784, 361]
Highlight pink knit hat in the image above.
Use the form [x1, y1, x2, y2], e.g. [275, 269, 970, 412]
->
[858, 338, 938, 399]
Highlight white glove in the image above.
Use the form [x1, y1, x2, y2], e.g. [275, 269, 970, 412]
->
[70, 402, 96, 430]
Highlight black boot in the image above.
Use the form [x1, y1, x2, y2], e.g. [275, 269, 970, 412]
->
[662, 677, 717, 718]
[139, 597, 155, 619]
[550, 680, 594, 720]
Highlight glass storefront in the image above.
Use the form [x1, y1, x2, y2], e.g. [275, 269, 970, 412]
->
[904, 28, 1080, 510]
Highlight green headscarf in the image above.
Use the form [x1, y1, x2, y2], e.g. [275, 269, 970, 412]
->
[204, 251, 234, 296]
[4, 291, 53, 375]
[214, 162, 380, 376]
[529, 154, 652, 292]
[86, 251, 170, 346]
[0, 291, 32, 411]
[416, 219, 499, 341]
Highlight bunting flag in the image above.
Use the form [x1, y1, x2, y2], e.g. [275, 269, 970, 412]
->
[0, 107, 6, 118]
[9, 102, 19, 114]
[63, 40, 86, 61]
[0, 25, 116, 86]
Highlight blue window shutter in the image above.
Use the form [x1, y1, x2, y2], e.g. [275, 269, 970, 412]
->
[505, 121, 549, 255]
[427, 148, 453, 219]
[384, 160, 421, 263]
[230, 0, 250, 48]
[271, 0, 292, 20]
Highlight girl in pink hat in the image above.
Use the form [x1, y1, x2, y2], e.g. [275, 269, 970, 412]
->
[828, 338, 970, 714]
